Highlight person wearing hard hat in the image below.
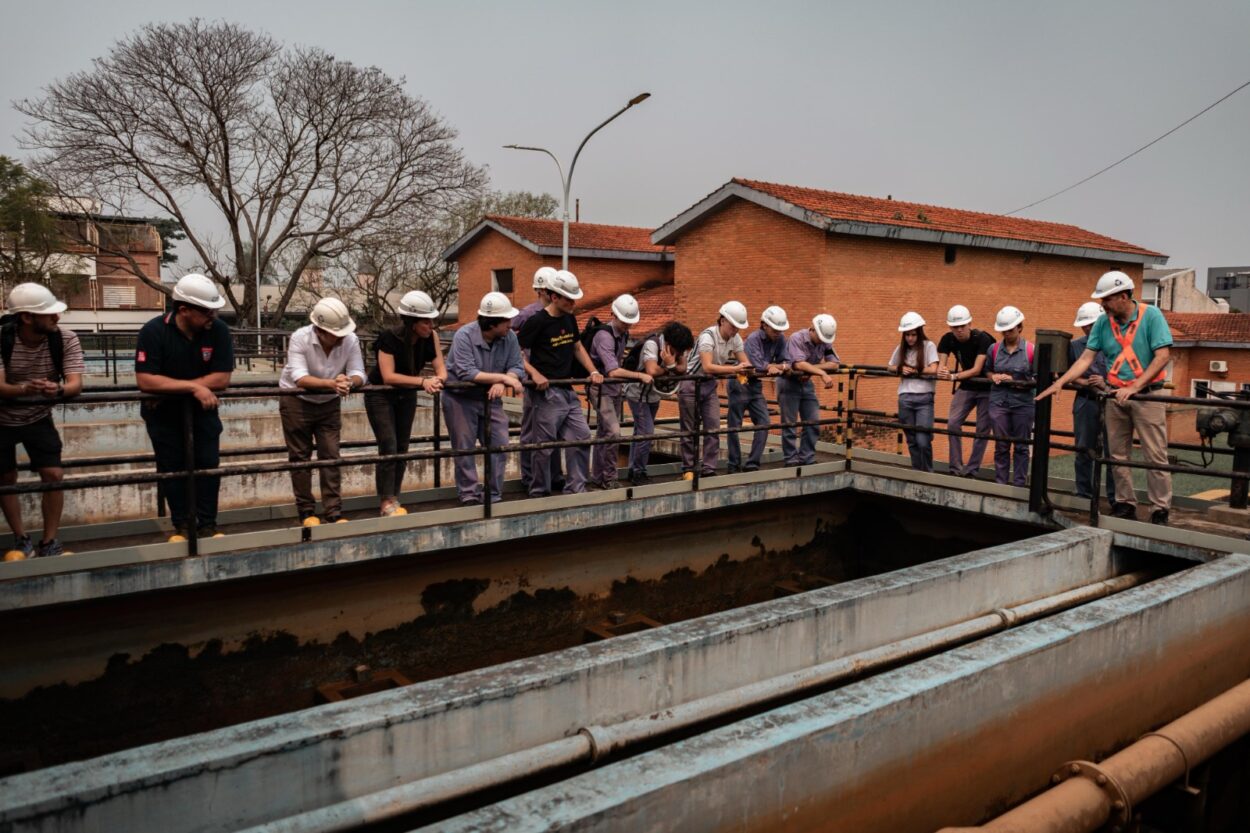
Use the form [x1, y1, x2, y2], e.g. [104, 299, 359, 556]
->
[936, 305, 995, 478]
[682, 301, 751, 479]
[986, 306, 1036, 486]
[277, 297, 366, 526]
[514, 266, 563, 493]
[363, 290, 447, 517]
[888, 312, 939, 472]
[622, 321, 695, 485]
[1039, 271, 1172, 524]
[517, 270, 603, 496]
[1069, 302, 1115, 503]
[0, 283, 85, 560]
[587, 294, 653, 489]
[134, 273, 233, 541]
[728, 306, 789, 473]
[443, 291, 525, 505]
[778, 314, 840, 467]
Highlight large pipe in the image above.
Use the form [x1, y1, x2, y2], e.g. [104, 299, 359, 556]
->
[940, 677, 1250, 833]
[241, 571, 1152, 833]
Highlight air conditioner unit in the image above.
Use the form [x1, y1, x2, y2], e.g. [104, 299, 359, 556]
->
[1210, 360, 1229, 373]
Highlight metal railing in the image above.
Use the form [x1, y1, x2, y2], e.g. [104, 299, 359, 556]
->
[2, 344, 1247, 562]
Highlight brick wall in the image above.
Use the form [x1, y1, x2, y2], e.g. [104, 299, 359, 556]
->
[454, 228, 672, 324]
[1167, 346, 1250, 443]
[670, 197, 1148, 460]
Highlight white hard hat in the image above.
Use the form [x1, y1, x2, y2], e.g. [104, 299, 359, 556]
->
[1091, 270, 1135, 299]
[812, 314, 838, 345]
[6, 282, 67, 315]
[478, 291, 519, 319]
[172, 273, 226, 310]
[898, 311, 926, 332]
[946, 304, 972, 327]
[761, 305, 790, 331]
[611, 294, 640, 325]
[398, 290, 439, 319]
[1073, 301, 1104, 328]
[533, 266, 559, 291]
[719, 300, 749, 330]
[548, 270, 584, 300]
[994, 305, 1025, 332]
[309, 297, 356, 337]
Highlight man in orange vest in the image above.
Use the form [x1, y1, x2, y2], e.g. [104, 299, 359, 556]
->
[1038, 271, 1173, 524]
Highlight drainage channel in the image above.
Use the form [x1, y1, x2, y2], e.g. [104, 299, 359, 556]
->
[255, 569, 1161, 833]
[0, 492, 1045, 774]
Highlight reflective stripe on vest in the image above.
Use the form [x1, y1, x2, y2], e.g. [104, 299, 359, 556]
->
[1106, 304, 1165, 388]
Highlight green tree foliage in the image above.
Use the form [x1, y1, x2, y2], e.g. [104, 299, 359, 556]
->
[0, 156, 57, 291]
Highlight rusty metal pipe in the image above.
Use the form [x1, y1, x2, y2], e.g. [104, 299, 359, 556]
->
[939, 676, 1250, 833]
[242, 571, 1151, 833]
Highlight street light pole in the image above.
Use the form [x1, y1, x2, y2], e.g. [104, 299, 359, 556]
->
[505, 92, 650, 270]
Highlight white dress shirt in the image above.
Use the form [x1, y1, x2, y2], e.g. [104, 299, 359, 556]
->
[279, 324, 367, 403]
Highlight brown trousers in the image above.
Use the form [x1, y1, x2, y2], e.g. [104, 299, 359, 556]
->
[1105, 396, 1171, 512]
[279, 397, 343, 517]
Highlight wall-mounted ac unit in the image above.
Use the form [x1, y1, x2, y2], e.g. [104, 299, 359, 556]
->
[1210, 360, 1229, 373]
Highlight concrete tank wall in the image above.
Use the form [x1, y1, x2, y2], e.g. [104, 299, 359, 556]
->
[0, 526, 1113, 833]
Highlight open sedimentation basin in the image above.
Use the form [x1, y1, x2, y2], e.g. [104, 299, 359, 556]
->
[0, 471, 1238, 833]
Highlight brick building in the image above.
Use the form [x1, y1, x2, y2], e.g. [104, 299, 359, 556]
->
[1164, 313, 1250, 443]
[443, 215, 672, 323]
[46, 212, 165, 331]
[651, 178, 1167, 457]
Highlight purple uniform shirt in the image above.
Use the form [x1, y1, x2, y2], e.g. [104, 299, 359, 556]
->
[786, 330, 840, 367]
[511, 299, 546, 332]
[744, 329, 788, 373]
[446, 322, 526, 386]
[591, 324, 628, 374]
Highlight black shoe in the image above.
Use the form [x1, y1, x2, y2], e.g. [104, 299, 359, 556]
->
[628, 469, 651, 486]
[1110, 502, 1136, 520]
[1150, 509, 1169, 526]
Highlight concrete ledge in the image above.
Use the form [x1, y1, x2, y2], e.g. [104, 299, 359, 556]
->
[442, 554, 1250, 833]
[0, 528, 1118, 833]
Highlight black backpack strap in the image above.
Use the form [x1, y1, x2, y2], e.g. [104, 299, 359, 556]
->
[48, 327, 64, 381]
[0, 324, 13, 373]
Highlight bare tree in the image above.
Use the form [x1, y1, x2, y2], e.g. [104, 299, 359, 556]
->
[335, 189, 559, 331]
[17, 19, 485, 327]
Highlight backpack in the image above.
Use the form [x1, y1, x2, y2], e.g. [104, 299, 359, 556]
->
[573, 317, 614, 377]
[989, 339, 1034, 369]
[623, 331, 660, 372]
[0, 318, 64, 382]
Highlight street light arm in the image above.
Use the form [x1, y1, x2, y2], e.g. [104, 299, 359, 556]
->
[502, 145, 566, 191]
[568, 92, 649, 185]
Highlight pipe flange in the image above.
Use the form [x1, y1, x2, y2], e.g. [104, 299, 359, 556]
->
[1051, 760, 1131, 825]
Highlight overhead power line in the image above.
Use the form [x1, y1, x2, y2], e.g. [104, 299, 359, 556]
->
[1005, 77, 1250, 216]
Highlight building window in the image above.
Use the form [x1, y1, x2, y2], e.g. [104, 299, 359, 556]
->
[1193, 379, 1210, 398]
[491, 268, 514, 294]
[943, 245, 956, 265]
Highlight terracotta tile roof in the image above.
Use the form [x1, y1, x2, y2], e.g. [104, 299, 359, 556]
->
[730, 178, 1165, 259]
[485, 215, 672, 254]
[578, 284, 676, 335]
[1165, 312, 1250, 344]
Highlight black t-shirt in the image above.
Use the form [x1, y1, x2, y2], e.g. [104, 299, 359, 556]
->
[937, 329, 995, 389]
[135, 313, 233, 379]
[367, 327, 436, 385]
[518, 309, 580, 382]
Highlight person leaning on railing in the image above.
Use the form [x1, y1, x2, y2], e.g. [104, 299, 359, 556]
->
[778, 314, 840, 468]
[1038, 270, 1173, 525]
[730, 305, 789, 473]
[621, 321, 694, 486]
[588, 294, 652, 490]
[683, 301, 751, 480]
[986, 306, 1036, 487]
[363, 290, 446, 518]
[936, 305, 995, 478]
[0, 283, 85, 560]
[134, 274, 233, 542]
[888, 311, 939, 473]
[278, 297, 366, 526]
[1068, 302, 1116, 504]
[514, 266, 562, 494]
[444, 292, 525, 506]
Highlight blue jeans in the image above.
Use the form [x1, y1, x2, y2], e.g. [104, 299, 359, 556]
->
[897, 392, 935, 472]
[777, 377, 821, 466]
[627, 398, 660, 474]
[727, 378, 770, 470]
[1073, 395, 1115, 500]
[679, 379, 721, 475]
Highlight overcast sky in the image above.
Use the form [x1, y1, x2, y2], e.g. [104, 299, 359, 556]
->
[2, 0, 1247, 284]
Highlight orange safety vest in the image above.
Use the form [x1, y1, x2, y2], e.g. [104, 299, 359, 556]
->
[1106, 304, 1166, 388]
